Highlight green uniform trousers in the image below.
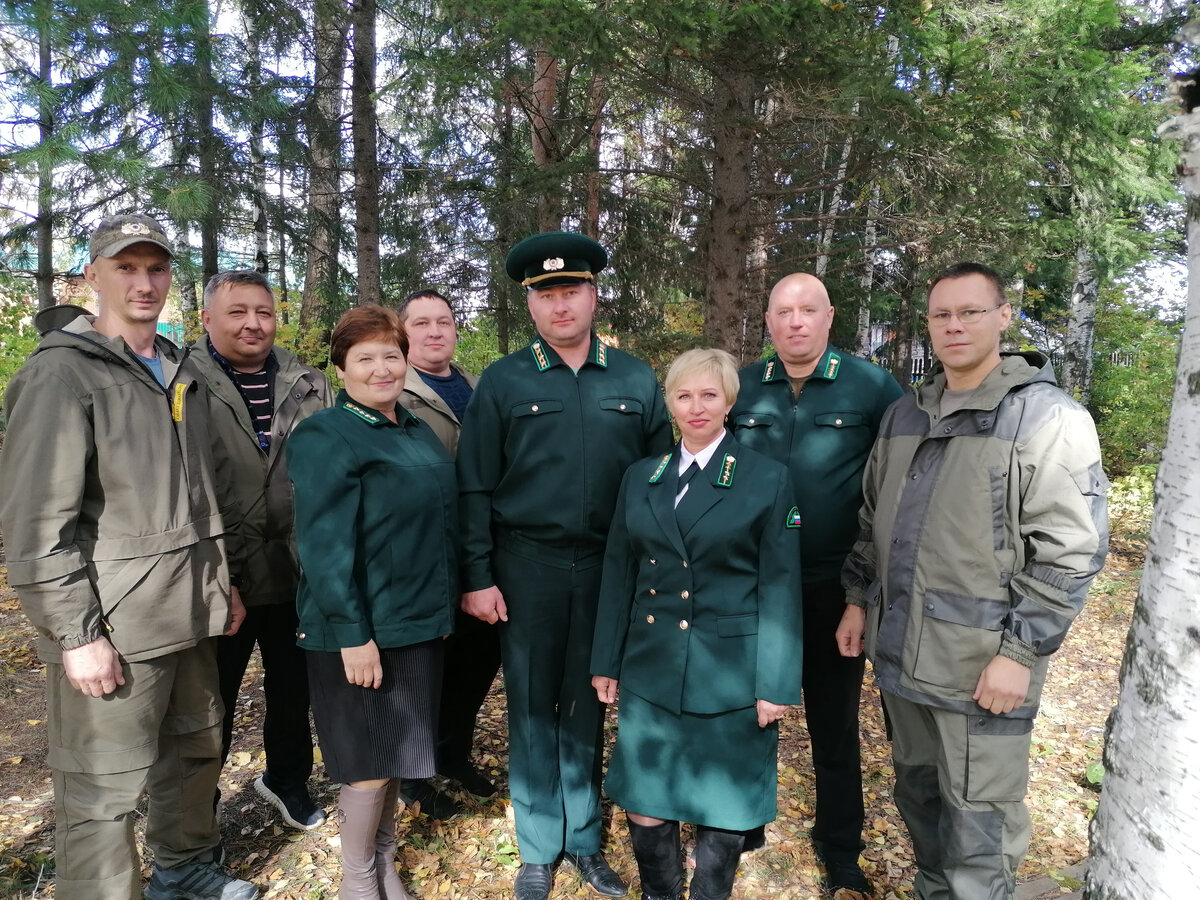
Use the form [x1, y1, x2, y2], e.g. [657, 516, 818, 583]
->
[46, 639, 224, 900]
[494, 543, 606, 865]
[882, 690, 1033, 900]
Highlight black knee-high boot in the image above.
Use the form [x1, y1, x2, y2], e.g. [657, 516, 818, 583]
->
[627, 819, 684, 900]
[688, 827, 745, 900]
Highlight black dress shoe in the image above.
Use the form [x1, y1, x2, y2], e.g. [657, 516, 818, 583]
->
[438, 760, 498, 797]
[514, 862, 554, 900]
[562, 851, 628, 898]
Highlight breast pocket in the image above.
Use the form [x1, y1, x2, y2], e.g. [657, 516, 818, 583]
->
[510, 399, 565, 419]
[598, 397, 644, 416]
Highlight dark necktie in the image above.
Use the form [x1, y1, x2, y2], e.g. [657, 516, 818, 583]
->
[675, 460, 701, 505]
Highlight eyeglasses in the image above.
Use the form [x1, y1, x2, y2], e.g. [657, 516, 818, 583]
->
[925, 303, 1006, 325]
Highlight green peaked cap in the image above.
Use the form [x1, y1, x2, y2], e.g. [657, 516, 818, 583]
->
[505, 231, 608, 288]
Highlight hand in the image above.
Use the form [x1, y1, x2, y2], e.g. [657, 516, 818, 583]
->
[835, 605, 866, 657]
[973, 654, 1032, 714]
[62, 637, 125, 698]
[225, 585, 247, 636]
[756, 699, 788, 728]
[342, 640, 383, 689]
[592, 676, 618, 704]
[461, 586, 508, 624]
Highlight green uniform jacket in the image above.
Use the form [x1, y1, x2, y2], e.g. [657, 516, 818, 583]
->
[841, 353, 1109, 718]
[730, 347, 903, 582]
[191, 336, 332, 606]
[287, 391, 458, 652]
[0, 307, 234, 663]
[457, 335, 672, 589]
[398, 362, 478, 458]
[591, 434, 804, 715]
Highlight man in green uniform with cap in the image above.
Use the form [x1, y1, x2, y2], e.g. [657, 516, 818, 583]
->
[730, 272, 902, 896]
[457, 232, 672, 900]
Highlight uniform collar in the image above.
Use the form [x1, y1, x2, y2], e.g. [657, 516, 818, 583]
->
[336, 389, 416, 427]
[529, 334, 609, 372]
[761, 346, 842, 383]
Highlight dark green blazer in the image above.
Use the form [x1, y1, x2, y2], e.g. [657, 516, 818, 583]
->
[287, 390, 457, 652]
[591, 433, 804, 715]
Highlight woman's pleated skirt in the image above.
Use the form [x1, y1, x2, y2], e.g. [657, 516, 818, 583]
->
[306, 639, 443, 784]
[604, 689, 779, 831]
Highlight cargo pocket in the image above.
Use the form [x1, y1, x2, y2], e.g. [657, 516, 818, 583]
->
[912, 589, 1006, 689]
[965, 715, 1033, 802]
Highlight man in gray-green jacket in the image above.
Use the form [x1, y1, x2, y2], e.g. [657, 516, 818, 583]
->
[457, 232, 672, 900]
[193, 270, 331, 832]
[0, 215, 258, 900]
[838, 263, 1109, 899]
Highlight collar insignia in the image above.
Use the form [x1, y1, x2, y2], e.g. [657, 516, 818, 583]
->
[343, 401, 382, 424]
[531, 340, 550, 372]
[716, 453, 736, 487]
[786, 506, 802, 528]
[594, 339, 608, 368]
[649, 454, 672, 483]
[763, 358, 776, 382]
[823, 352, 841, 380]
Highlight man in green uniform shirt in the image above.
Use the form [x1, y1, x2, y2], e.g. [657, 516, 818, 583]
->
[457, 232, 672, 900]
[730, 273, 903, 896]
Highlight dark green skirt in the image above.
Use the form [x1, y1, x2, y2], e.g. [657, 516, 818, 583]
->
[604, 690, 779, 830]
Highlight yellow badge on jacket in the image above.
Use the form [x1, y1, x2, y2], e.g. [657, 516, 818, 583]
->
[172, 383, 187, 422]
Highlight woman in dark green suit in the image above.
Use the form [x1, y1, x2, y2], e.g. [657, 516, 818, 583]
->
[591, 348, 804, 900]
[288, 305, 457, 900]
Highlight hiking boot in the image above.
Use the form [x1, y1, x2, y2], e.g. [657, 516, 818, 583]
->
[145, 860, 258, 900]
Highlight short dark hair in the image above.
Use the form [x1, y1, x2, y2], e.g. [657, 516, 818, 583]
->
[203, 270, 272, 309]
[330, 304, 408, 368]
[928, 263, 1006, 305]
[397, 289, 452, 322]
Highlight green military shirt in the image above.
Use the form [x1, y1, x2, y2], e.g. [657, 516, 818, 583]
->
[457, 334, 672, 592]
[287, 390, 457, 652]
[730, 346, 903, 582]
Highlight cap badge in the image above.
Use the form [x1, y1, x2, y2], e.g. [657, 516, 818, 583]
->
[122, 222, 150, 235]
[542, 257, 565, 271]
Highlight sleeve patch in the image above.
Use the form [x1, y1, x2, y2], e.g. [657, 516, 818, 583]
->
[786, 507, 802, 528]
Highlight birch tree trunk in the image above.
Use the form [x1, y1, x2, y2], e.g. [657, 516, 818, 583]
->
[855, 182, 880, 358]
[1061, 243, 1100, 402]
[1085, 42, 1200, 896]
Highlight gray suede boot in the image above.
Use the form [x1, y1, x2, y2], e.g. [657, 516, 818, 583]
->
[337, 784, 386, 900]
[375, 781, 412, 900]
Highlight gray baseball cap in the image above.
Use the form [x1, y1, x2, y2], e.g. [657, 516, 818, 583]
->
[89, 214, 175, 261]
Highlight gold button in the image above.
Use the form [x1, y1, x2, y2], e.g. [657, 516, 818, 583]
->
[650, 558, 657, 565]
[531, 404, 540, 412]
[298, 633, 306, 640]
[619, 403, 627, 410]
[835, 417, 843, 425]
[679, 620, 689, 630]
[646, 615, 655, 624]
[681, 590, 690, 600]
[682, 561, 689, 568]
[748, 418, 755, 424]
[649, 589, 657, 595]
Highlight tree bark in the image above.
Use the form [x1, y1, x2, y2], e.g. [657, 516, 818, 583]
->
[583, 72, 605, 240]
[530, 49, 562, 233]
[702, 66, 755, 364]
[1086, 45, 1200, 893]
[196, 1, 219, 292]
[1062, 244, 1100, 403]
[301, 0, 349, 328]
[246, 6, 269, 274]
[351, 0, 381, 305]
[856, 182, 880, 358]
[35, 0, 54, 310]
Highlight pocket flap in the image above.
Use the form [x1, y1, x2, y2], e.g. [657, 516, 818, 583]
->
[717, 612, 759, 637]
[511, 399, 565, 417]
[599, 397, 644, 414]
[814, 412, 866, 428]
[734, 412, 774, 428]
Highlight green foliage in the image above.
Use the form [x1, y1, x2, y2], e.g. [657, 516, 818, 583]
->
[0, 288, 41, 422]
[1090, 289, 1181, 476]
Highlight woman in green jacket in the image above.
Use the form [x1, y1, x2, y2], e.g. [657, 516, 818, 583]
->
[287, 305, 457, 900]
[591, 349, 804, 900]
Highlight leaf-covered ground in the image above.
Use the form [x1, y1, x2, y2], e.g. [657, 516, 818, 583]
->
[0, 516, 1142, 899]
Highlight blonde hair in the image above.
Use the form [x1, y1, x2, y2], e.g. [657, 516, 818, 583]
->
[664, 348, 740, 405]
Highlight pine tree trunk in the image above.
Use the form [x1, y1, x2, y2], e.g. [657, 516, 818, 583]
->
[196, 2, 219, 292]
[246, 9, 269, 275]
[351, 0, 381, 305]
[35, 0, 54, 310]
[1085, 39, 1200, 896]
[583, 72, 605, 241]
[1062, 244, 1099, 403]
[301, 0, 349, 328]
[702, 66, 754, 364]
[530, 49, 562, 233]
